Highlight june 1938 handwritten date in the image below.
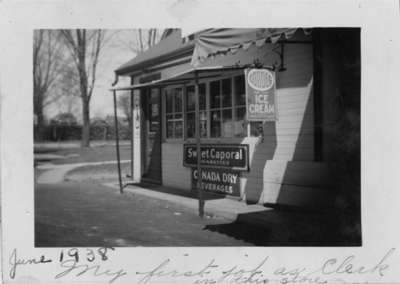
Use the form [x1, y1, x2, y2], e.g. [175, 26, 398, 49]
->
[9, 247, 127, 283]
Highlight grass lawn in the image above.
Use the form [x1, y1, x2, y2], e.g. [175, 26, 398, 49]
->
[65, 162, 131, 183]
[34, 144, 132, 164]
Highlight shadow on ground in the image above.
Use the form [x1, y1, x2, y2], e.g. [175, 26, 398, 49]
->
[203, 209, 360, 246]
[127, 182, 226, 201]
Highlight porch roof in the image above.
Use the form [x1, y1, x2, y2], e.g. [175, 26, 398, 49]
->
[110, 65, 245, 91]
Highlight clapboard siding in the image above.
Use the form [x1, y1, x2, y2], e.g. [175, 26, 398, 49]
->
[244, 161, 333, 187]
[263, 127, 314, 136]
[265, 44, 315, 163]
[242, 43, 318, 205]
[263, 134, 314, 143]
[261, 183, 336, 208]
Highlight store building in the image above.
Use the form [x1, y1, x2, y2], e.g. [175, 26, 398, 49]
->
[111, 28, 360, 210]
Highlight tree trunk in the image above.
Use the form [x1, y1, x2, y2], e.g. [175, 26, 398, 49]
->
[81, 97, 90, 147]
[35, 103, 45, 141]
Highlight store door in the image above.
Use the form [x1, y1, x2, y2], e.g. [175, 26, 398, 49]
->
[141, 88, 162, 184]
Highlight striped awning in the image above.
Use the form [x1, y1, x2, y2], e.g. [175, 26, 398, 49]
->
[191, 28, 312, 66]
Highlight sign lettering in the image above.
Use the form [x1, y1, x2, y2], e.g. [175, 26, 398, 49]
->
[183, 144, 249, 171]
[245, 68, 277, 121]
[191, 168, 241, 196]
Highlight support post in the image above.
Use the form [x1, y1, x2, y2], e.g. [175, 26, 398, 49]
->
[130, 76, 135, 179]
[113, 90, 123, 194]
[194, 71, 204, 217]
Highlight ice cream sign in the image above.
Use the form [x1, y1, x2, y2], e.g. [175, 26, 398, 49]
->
[245, 68, 277, 121]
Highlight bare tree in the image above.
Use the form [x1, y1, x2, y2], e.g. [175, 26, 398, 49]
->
[117, 92, 132, 122]
[60, 29, 107, 147]
[117, 29, 162, 54]
[33, 30, 63, 139]
[138, 29, 144, 52]
[116, 92, 132, 142]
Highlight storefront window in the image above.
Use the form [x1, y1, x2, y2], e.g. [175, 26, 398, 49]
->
[222, 78, 232, 107]
[186, 84, 207, 138]
[210, 81, 220, 109]
[209, 78, 234, 137]
[164, 73, 266, 140]
[234, 106, 246, 137]
[234, 75, 246, 106]
[233, 75, 247, 137]
[165, 87, 183, 138]
[210, 110, 221, 137]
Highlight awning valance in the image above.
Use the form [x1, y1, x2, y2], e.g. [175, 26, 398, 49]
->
[190, 28, 312, 66]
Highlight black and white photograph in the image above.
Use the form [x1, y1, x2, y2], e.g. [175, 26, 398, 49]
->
[2, 1, 400, 284]
[33, 27, 361, 247]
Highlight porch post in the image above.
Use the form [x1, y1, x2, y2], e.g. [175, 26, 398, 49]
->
[113, 90, 123, 193]
[194, 70, 204, 217]
[130, 76, 135, 179]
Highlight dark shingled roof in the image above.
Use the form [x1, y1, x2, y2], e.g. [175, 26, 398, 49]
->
[115, 30, 195, 75]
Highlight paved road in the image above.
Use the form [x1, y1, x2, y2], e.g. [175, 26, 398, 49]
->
[35, 182, 257, 247]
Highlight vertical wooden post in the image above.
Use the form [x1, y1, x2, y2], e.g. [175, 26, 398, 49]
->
[195, 70, 204, 217]
[130, 76, 135, 179]
[113, 90, 123, 194]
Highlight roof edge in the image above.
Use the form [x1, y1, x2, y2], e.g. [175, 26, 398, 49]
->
[115, 42, 195, 76]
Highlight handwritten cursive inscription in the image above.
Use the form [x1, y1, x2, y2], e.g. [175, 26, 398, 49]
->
[9, 248, 52, 279]
[318, 248, 395, 276]
[7, 247, 396, 284]
[216, 257, 269, 284]
[136, 258, 219, 284]
[55, 259, 127, 283]
[275, 248, 396, 284]
[135, 249, 395, 284]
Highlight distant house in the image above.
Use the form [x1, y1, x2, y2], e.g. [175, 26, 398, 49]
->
[50, 112, 78, 126]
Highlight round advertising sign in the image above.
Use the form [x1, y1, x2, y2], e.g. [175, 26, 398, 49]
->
[247, 69, 274, 91]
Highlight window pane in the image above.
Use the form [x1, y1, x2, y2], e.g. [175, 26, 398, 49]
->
[234, 75, 246, 106]
[222, 78, 232, 108]
[186, 112, 195, 138]
[200, 111, 207, 138]
[222, 109, 233, 137]
[166, 122, 174, 138]
[175, 121, 183, 138]
[210, 80, 220, 109]
[174, 88, 183, 112]
[234, 107, 246, 137]
[250, 121, 263, 137]
[210, 110, 221, 137]
[166, 89, 173, 113]
[187, 112, 207, 138]
[199, 83, 206, 110]
[186, 86, 195, 111]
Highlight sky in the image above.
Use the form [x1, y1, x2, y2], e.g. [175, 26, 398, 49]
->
[44, 30, 154, 122]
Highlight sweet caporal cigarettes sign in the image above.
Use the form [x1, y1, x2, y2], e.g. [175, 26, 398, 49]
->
[245, 68, 277, 121]
[183, 144, 249, 171]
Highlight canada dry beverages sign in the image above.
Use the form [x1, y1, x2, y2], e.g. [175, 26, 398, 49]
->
[191, 168, 240, 196]
[245, 68, 277, 121]
[183, 144, 249, 171]
[184, 144, 248, 197]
